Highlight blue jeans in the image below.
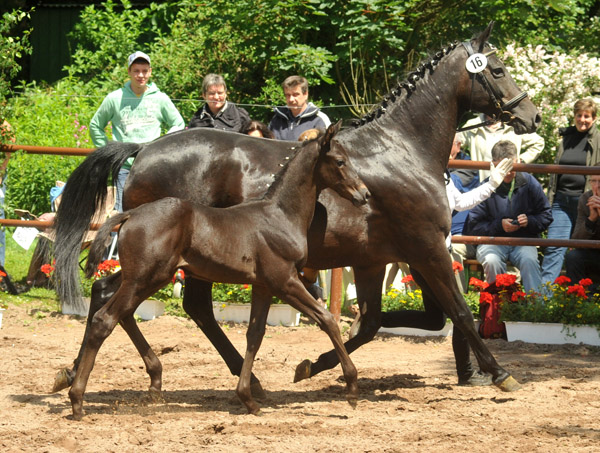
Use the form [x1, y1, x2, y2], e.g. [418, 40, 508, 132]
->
[541, 193, 580, 286]
[476, 244, 541, 292]
[114, 167, 130, 213]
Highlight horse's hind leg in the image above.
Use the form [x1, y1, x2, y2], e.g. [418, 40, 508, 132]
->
[119, 315, 163, 399]
[295, 265, 385, 381]
[68, 285, 142, 420]
[183, 278, 265, 398]
[236, 286, 271, 414]
[52, 272, 122, 393]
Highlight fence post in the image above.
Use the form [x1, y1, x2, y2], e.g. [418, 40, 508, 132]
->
[329, 268, 343, 322]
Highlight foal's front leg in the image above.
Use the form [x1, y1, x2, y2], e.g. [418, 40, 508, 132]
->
[281, 277, 359, 407]
[235, 286, 272, 414]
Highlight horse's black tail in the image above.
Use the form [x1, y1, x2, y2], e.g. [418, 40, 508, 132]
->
[54, 141, 142, 310]
[84, 212, 130, 279]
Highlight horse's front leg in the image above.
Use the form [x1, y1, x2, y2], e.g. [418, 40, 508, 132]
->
[295, 265, 385, 381]
[52, 272, 122, 393]
[413, 251, 520, 392]
[282, 276, 358, 407]
[182, 278, 266, 398]
[236, 286, 271, 414]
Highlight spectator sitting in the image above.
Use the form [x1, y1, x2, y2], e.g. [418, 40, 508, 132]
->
[541, 98, 600, 286]
[188, 73, 251, 132]
[457, 113, 544, 181]
[448, 134, 481, 291]
[243, 120, 274, 138]
[565, 167, 600, 295]
[465, 140, 553, 292]
[269, 75, 331, 141]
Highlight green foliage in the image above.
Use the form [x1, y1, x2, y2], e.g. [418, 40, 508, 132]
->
[64, 0, 176, 90]
[381, 286, 480, 316]
[0, 7, 32, 137]
[3, 78, 103, 214]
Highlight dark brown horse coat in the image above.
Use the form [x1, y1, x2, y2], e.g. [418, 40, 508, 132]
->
[53, 23, 540, 397]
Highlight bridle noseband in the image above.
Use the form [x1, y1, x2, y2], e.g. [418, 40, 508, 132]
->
[457, 41, 528, 132]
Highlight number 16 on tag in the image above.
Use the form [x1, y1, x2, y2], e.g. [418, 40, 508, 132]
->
[466, 53, 488, 74]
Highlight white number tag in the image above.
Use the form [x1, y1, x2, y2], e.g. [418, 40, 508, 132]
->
[466, 53, 488, 74]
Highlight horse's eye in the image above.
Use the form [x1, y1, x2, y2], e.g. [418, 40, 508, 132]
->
[336, 160, 345, 167]
[491, 67, 505, 78]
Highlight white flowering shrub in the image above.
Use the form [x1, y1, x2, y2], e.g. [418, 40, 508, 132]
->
[501, 44, 600, 164]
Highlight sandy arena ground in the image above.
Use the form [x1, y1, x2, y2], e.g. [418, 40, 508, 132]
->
[1, 302, 599, 452]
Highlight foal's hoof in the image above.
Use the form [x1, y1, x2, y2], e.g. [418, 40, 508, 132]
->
[495, 375, 521, 392]
[347, 396, 358, 409]
[51, 368, 72, 393]
[294, 359, 312, 383]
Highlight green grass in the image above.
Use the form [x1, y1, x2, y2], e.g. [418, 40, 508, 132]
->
[2, 230, 60, 308]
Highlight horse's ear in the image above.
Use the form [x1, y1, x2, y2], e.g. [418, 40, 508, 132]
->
[320, 120, 342, 152]
[473, 21, 494, 52]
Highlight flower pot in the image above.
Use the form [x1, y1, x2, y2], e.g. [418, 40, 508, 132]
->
[378, 321, 453, 337]
[212, 302, 301, 327]
[505, 321, 600, 346]
[61, 298, 164, 321]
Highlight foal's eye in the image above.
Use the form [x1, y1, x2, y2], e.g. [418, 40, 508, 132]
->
[491, 67, 505, 78]
[336, 160, 345, 167]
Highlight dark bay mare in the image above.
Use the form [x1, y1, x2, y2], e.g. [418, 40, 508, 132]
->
[67, 123, 370, 419]
[53, 23, 540, 399]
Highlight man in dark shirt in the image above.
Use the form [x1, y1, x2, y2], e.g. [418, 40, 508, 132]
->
[188, 73, 251, 132]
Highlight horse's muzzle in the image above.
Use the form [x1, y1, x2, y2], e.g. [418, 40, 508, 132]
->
[352, 185, 371, 207]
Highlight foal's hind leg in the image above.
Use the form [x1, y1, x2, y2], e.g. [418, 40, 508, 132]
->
[52, 272, 122, 393]
[68, 284, 144, 420]
[53, 272, 163, 398]
[182, 278, 266, 398]
[295, 265, 385, 381]
[236, 286, 272, 414]
[280, 276, 358, 407]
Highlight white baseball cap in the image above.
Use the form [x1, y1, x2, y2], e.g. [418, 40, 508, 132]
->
[128, 51, 151, 68]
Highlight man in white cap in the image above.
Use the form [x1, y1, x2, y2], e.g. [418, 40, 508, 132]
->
[90, 51, 185, 211]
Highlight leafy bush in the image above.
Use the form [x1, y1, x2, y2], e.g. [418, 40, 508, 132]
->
[3, 78, 105, 214]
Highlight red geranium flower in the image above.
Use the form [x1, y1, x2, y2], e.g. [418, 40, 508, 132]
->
[469, 277, 489, 291]
[479, 292, 493, 304]
[401, 275, 415, 284]
[511, 291, 527, 302]
[0, 269, 6, 279]
[452, 261, 464, 273]
[553, 275, 571, 286]
[579, 278, 593, 287]
[567, 284, 587, 299]
[495, 273, 517, 287]
[40, 263, 55, 278]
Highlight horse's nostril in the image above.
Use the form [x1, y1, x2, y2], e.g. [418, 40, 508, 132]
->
[535, 113, 542, 126]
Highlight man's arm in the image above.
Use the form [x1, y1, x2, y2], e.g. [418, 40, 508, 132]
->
[89, 97, 113, 147]
[572, 192, 599, 240]
[518, 132, 545, 164]
[465, 202, 504, 236]
[161, 97, 185, 134]
[522, 179, 553, 234]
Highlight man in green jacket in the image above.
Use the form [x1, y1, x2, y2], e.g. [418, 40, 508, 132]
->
[89, 51, 185, 211]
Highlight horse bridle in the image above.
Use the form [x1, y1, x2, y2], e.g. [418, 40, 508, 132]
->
[457, 41, 528, 132]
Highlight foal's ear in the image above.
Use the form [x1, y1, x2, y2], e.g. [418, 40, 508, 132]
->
[320, 120, 342, 152]
[473, 21, 494, 52]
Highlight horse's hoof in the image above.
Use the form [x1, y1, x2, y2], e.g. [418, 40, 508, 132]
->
[148, 387, 163, 402]
[495, 375, 521, 392]
[294, 359, 312, 383]
[251, 381, 267, 401]
[51, 368, 72, 393]
[347, 396, 358, 409]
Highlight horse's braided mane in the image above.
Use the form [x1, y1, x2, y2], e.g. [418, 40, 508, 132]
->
[262, 140, 312, 197]
[352, 41, 460, 128]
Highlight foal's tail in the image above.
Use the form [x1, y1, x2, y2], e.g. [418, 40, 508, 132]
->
[54, 141, 142, 310]
[84, 212, 130, 279]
